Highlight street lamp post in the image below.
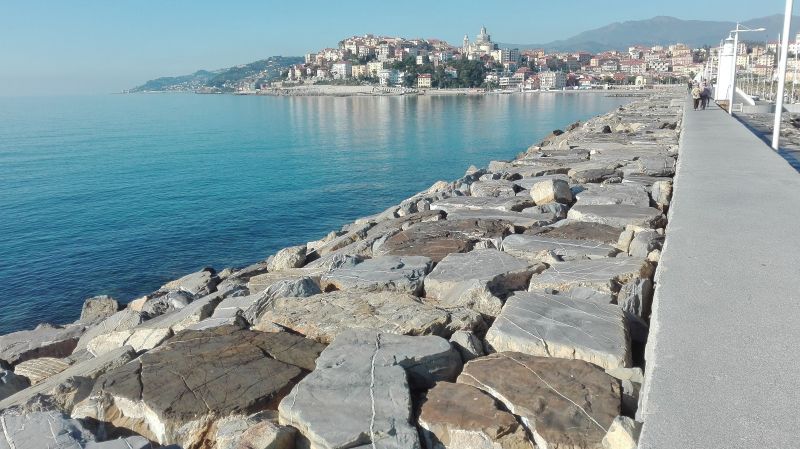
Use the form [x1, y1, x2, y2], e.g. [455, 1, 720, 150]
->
[773, 0, 795, 150]
[729, 24, 767, 115]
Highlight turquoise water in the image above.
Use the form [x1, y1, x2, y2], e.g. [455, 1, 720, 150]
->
[0, 93, 628, 334]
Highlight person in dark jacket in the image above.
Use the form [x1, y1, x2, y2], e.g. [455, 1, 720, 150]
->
[700, 84, 711, 110]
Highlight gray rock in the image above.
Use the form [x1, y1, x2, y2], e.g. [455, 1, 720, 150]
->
[621, 155, 676, 177]
[267, 245, 308, 271]
[431, 196, 533, 214]
[213, 413, 296, 449]
[0, 410, 93, 449]
[502, 234, 618, 262]
[449, 330, 485, 362]
[446, 209, 560, 229]
[574, 184, 651, 207]
[512, 174, 570, 191]
[320, 255, 432, 295]
[424, 249, 539, 316]
[0, 369, 29, 401]
[160, 267, 218, 297]
[567, 204, 665, 229]
[530, 178, 573, 205]
[485, 291, 631, 370]
[75, 309, 144, 351]
[470, 179, 518, 198]
[528, 257, 654, 301]
[247, 269, 325, 294]
[78, 295, 120, 324]
[0, 323, 85, 367]
[568, 163, 622, 184]
[139, 290, 193, 319]
[618, 278, 654, 321]
[259, 290, 485, 344]
[628, 229, 662, 258]
[0, 346, 135, 412]
[137, 287, 236, 334]
[279, 329, 461, 449]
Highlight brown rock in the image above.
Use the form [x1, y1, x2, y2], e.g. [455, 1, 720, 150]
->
[541, 221, 623, 244]
[376, 219, 514, 262]
[419, 382, 533, 449]
[458, 352, 621, 449]
[72, 326, 320, 448]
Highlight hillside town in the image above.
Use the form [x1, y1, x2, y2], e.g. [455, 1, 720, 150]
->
[259, 27, 794, 93]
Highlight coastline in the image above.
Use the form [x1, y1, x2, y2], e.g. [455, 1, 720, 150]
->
[0, 88, 683, 449]
[253, 84, 655, 97]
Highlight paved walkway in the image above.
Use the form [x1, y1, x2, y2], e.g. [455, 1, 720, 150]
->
[735, 112, 800, 172]
[638, 101, 800, 448]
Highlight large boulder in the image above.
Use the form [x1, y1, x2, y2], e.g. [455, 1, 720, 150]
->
[418, 382, 533, 449]
[160, 267, 219, 297]
[213, 412, 296, 449]
[85, 327, 172, 356]
[528, 257, 654, 301]
[320, 255, 432, 295]
[258, 290, 484, 344]
[430, 196, 533, 214]
[567, 204, 664, 229]
[78, 295, 120, 324]
[0, 346, 136, 413]
[424, 249, 539, 316]
[458, 353, 621, 449]
[530, 178, 573, 205]
[0, 323, 85, 367]
[72, 327, 322, 448]
[485, 292, 631, 370]
[502, 234, 618, 262]
[446, 209, 560, 229]
[470, 179, 518, 198]
[279, 329, 461, 449]
[247, 269, 324, 294]
[267, 245, 308, 271]
[376, 219, 513, 262]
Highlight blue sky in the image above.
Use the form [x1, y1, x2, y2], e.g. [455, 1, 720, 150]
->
[0, 0, 784, 95]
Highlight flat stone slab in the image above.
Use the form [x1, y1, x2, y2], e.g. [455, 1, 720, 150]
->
[258, 290, 484, 344]
[0, 346, 136, 412]
[375, 219, 513, 262]
[513, 174, 571, 191]
[279, 329, 462, 449]
[567, 204, 664, 229]
[247, 269, 324, 293]
[424, 249, 537, 316]
[0, 410, 154, 449]
[12, 357, 71, 385]
[502, 234, 618, 262]
[485, 291, 631, 369]
[528, 257, 654, 299]
[73, 326, 319, 448]
[539, 221, 623, 244]
[320, 256, 432, 295]
[86, 327, 172, 356]
[446, 209, 560, 229]
[431, 196, 532, 213]
[574, 184, 651, 207]
[75, 309, 145, 351]
[458, 352, 621, 449]
[418, 382, 532, 449]
[470, 179, 518, 197]
[160, 267, 219, 297]
[0, 324, 84, 367]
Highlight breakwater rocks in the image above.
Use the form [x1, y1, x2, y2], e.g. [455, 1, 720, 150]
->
[0, 89, 683, 449]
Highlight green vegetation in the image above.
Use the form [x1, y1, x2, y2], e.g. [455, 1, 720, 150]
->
[388, 56, 490, 88]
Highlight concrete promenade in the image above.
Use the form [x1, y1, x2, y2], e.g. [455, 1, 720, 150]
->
[638, 101, 800, 447]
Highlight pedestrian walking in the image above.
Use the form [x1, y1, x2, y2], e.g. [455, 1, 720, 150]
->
[691, 84, 702, 110]
[687, 80, 693, 94]
[700, 84, 711, 110]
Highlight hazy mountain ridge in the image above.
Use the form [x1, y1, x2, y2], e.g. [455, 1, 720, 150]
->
[129, 56, 302, 93]
[501, 14, 800, 52]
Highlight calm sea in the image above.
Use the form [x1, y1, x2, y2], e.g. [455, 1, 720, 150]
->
[0, 92, 629, 334]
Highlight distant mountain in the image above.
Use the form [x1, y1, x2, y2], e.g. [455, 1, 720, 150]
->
[129, 56, 303, 93]
[501, 15, 800, 53]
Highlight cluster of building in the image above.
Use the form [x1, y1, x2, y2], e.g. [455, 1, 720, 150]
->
[273, 27, 786, 91]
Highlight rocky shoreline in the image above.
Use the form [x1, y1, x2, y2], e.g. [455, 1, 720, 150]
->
[0, 89, 683, 449]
